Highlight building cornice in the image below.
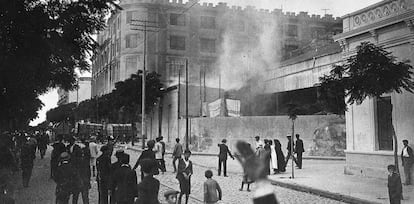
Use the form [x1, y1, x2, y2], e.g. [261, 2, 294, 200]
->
[334, 10, 414, 42]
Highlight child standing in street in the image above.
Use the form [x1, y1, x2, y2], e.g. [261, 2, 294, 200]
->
[387, 164, 403, 204]
[203, 170, 222, 204]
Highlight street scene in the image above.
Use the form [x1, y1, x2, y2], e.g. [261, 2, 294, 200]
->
[2, 0, 414, 204]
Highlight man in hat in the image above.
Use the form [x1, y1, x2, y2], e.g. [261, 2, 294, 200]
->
[97, 145, 112, 204]
[217, 139, 234, 177]
[294, 134, 305, 169]
[133, 140, 157, 181]
[401, 140, 414, 185]
[172, 138, 183, 173]
[110, 153, 138, 204]
[163, 190, 179, 204]
[51, 135, 66, 180]
[55, 152, 78, 204]
[285, 135, 298, 167]
[109, 150, 125, 204]
[73, 138, 91, 204]
[89, 136, 99, 177]
[66, 136, 82, 169]
[135, 159, 160, 204]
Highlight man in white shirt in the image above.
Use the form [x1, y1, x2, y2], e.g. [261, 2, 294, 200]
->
[401, 140, 414, 185]
[89, 136, 99, 177]
[154, 137, 166, 173]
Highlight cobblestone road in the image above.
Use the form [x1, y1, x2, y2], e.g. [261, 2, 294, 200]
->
[11, 146, 200, 204]
[125, 147, 348, 204]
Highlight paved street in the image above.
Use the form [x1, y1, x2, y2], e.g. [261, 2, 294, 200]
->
[125, 147, 348, 204]
[11, 146, 201, 204]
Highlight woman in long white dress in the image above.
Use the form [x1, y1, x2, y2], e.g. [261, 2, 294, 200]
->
[269, 140, 278, 174]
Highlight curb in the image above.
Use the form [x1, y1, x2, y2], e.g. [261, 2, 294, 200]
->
[269, 180, 381, 204]
[123, 145, 345, 161]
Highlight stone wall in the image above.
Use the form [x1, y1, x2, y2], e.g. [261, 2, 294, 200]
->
[160, 115, 345, 157]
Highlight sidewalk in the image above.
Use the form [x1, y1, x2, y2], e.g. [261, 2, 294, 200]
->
[124, 143, 414, 204]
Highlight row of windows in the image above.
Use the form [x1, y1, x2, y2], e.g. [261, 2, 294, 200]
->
[170, 35, 216, 53]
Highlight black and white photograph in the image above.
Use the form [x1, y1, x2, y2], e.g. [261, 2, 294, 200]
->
[1, 0, 414, 203]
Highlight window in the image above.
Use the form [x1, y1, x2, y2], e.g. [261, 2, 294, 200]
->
[170, 35, 185, 50]
[376, 96, 393, 150]
[170, 13, 186, 26]
[200, 38, 215, 53]
[116, 39, 120, 53]
[200, 16, 215, 29]
[126, 34, 139, 48]
[287, 24, 298, 37]
[126, 11, 139, 24]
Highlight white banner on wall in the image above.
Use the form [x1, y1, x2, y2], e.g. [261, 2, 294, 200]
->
[208, 99, 221, 117]
[226, 99, 241, 117]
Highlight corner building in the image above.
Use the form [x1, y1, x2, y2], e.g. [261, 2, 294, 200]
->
[91, 0, 342, 97]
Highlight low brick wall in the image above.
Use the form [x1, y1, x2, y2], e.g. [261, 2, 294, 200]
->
[161, 115, 345, 157]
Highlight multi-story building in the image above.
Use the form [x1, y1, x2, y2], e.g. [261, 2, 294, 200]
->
[91, 0, 342, 97]
[57, 77, 92, 106]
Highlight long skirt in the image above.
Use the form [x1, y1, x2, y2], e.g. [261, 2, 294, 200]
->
[178, 176, 191, 195]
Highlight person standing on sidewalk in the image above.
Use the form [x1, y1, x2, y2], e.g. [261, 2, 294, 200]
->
[273, 139, 286, 173]
[159, 136, 167, 172]
[133, 140, 156, 181]
[97, 145, 112, 204]
[172, 138, 183, 173]
[177, 150, 193, 204]
[401, 140, 414, 185]
[294, 134, 304, 169]
[387, 164, 402, 204]
[162, 190, 179, 204]
[203, 170, 222, 204]
[218, 139, 234, 177]
[55, 152, 78, 204]
[254, 136, 264, 152]
[73, 139, 91, 204]
[37, 132, 49, 159]
[51, 135, 66, 180]
[89, 136, 99, 177]
[154, 137, 166, 174]
[135, 159, 160, 204]
[285, 135, 298, 167]
[20, 136, 36, 188]
[110, 153, 138, 204]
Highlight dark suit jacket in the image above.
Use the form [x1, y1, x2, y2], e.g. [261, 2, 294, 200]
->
[388, 172, 402, 200]
[295, 139, 305, 153]
[218, 143, 234, 160]
[97, 154, 112, 184]
[136, 175, 160, 204]
[401, 146, 414, 166]
[133, 149, 155, 170]
[176, 158, 193, 180]
[66, 144, 83, 169]
[111, 165, 138, 203]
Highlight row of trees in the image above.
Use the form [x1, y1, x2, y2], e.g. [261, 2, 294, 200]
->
[47, 71, 164, 125]
[0, 0, 118, 131]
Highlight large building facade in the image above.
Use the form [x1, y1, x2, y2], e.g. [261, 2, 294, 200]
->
[264, 0, 414, 179]
[91, 0, 342, 97]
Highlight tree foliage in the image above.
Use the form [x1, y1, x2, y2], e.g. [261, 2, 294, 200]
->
[46, 71, 164, 124]
[317, 42, 414, 113]
[0, 0, 118, 130]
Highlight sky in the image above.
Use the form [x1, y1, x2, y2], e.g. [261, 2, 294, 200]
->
[29, 0, 383, 126]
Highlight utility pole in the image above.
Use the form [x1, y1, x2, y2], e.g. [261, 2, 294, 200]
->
[130, 18, 160, 149]
[177, 67, 181, 141]
[185, 59, 189, 150]
[322, 9, 330, 15]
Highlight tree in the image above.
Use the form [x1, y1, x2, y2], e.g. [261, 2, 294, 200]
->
[0, 0, 118, 131]
[317, 42, 414, 172]
[46, 71, 164, 125]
